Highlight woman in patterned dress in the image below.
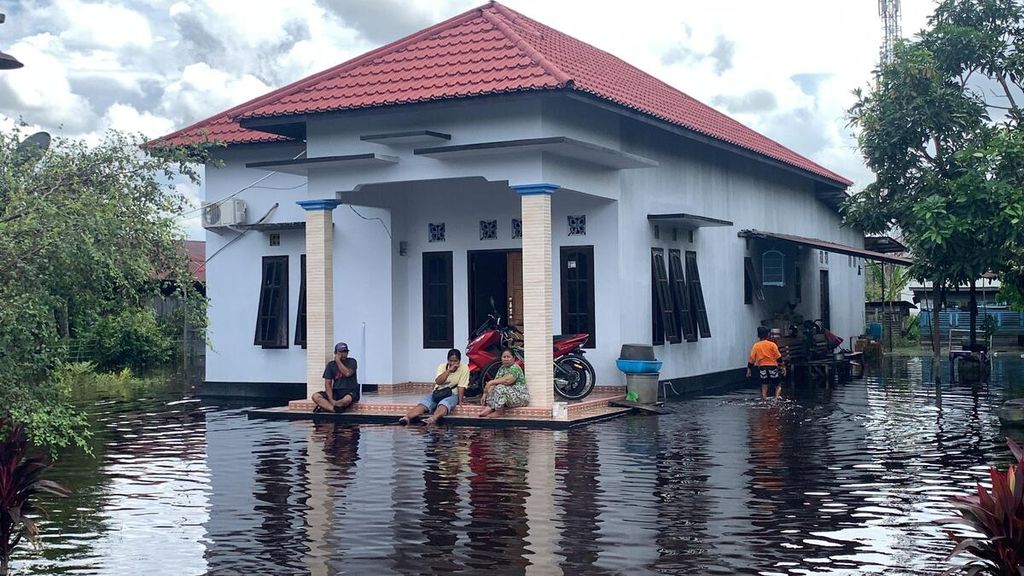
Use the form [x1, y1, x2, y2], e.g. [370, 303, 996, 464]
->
[478, 348, 530, 418]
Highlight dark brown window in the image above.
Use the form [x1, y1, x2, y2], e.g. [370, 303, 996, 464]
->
[254, 256, 289, 348]
[744, 258, 753, 305]
[561, 246, 596, 348]
[295, 255, 306, 348]
[423, 251, 454, 348]
[669, 249, 696, 342]
[744, 257, 765, 305]
[651, 248, 680, 344]
[685, 251, 711, 338]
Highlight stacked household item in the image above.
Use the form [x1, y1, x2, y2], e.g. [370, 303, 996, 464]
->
[615, 344, 662, 404]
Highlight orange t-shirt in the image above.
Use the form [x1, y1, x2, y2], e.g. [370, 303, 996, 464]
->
[748, 339, 782, 367]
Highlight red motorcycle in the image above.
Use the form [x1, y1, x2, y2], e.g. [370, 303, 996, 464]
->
[465, 314, 597, 400]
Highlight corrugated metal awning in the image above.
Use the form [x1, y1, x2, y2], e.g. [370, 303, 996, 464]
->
[739, 229, 912, 266]
[647, 213, 733, 228]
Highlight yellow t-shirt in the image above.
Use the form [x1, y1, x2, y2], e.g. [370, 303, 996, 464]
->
[435, 362, 470, 390]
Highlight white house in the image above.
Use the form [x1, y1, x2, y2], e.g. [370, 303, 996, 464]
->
[155, 2, 901, 405]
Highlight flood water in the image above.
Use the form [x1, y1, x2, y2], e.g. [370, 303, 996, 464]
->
[13, 355, 1024, 575]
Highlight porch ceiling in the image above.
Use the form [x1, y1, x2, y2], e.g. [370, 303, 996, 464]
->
[738, 229, 913, 266]
[413, 136, 658, 169]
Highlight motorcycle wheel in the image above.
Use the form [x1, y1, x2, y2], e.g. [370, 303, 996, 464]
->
[554, 355, 596, 400]
[466, 361, 502, 398]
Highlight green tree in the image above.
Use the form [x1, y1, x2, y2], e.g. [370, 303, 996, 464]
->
[0, 128, 208, 454]
[845, 0, 1024, 359]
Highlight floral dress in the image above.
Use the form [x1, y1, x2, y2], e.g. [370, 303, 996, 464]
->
[487, 364, 530, 409]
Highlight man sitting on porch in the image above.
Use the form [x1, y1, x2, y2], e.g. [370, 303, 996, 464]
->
[398, 348, 469, 425]
[312, 342, 359, 413]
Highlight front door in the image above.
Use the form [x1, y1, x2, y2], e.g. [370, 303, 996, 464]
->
[819, 269, 831, 329]
[468, 250, 522, 333]
[506, 251, 523, 329]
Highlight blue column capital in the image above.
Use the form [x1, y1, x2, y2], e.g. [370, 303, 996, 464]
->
[297, 199, 342, 211]
[512, 183, 559, 196]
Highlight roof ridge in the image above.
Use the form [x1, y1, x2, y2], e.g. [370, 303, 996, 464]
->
[482, 3, 572, 86]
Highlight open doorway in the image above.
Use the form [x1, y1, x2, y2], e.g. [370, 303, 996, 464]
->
[468, 249, 523, 333]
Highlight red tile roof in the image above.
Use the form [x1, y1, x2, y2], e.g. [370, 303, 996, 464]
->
[153, 1, 850, 187]
[185, 240, 206, 283]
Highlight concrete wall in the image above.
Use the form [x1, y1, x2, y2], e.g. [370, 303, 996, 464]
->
[204, 144, 392, 387]
[614, 115, 864, 380]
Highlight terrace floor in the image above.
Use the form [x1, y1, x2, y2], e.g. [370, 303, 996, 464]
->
[247, 384, 631, 429]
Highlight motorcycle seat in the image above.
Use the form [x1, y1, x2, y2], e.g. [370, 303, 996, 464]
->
[553, 334, 577, 343]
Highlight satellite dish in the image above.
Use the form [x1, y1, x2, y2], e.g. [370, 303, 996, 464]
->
[14, 131, 50, 167]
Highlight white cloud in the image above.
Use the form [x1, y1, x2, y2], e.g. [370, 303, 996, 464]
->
[0, 33, 99, 132]
[101, 102, 176, 139]
[55, 0, 154, 50]
[159, 63, 271, 126]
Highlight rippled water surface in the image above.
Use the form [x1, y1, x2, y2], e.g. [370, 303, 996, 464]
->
[13, 355, 1024, 575]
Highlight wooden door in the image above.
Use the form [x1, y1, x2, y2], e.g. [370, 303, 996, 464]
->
[506, 251, 524, 328]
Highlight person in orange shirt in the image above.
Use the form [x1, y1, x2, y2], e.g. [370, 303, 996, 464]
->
[747, 326, 786, 400]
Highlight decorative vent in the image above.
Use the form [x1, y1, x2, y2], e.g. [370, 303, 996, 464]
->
[480, 219, 497, 240]
[269, 233, 280, 247]
[511, 218, 522, 239]
[428, 222, 446, 243]
[568, 215, 586, 236]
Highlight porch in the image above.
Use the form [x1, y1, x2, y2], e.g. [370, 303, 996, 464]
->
[248, 384, 631, 429]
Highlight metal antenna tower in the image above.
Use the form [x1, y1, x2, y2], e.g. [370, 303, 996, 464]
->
[879, 0, 902, 66]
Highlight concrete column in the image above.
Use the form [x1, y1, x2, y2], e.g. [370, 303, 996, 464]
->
[297, 199, 341, 400]
[513, 183, 558, 409]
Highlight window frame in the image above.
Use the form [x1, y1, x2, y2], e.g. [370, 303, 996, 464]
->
[254, 255, 289, 349]
[669, 249, 697, 342]
[560, 245, 597, 348]
[651, 248, 680, 344]
[295, 254, 306, 348]
[422, 251, 454, 349]
[762, 249, 785, 287]
[685, 250, 711, 338]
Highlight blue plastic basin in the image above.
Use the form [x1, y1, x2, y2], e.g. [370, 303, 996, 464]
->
[616, 359, 663, 374]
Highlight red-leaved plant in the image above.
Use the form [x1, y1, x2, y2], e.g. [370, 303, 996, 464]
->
[0, 419, 69, 576]
[945, 437, 1024, 575]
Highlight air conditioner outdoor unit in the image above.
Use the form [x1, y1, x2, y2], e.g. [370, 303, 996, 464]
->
[201, 198, 247, 228]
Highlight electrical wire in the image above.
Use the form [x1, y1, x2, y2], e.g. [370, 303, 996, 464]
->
[347, 204, 392, 240]
[195, 203, 280, 273]
[177, 150, 307, 219]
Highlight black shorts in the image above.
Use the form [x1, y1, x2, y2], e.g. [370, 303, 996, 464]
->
[758, 366, 781, 385]
[316, 385, 360, 403]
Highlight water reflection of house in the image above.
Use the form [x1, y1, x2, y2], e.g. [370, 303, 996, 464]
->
[153, 2, 899, 404]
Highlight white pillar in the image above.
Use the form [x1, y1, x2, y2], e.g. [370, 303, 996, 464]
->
[513, 183, 558, 409]
[298, 199, 340, 400]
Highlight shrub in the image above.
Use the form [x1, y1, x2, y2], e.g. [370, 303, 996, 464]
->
[0, 419, 69, 575]
[84, 308, 174, 373]
[945, 437, 1024, 574]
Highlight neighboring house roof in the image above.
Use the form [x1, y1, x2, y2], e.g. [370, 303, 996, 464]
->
[152, 2, 850, 188]
[866, 301, 917, 309]
[152, 240, 206, 284]
[185, 240, 206, 283]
